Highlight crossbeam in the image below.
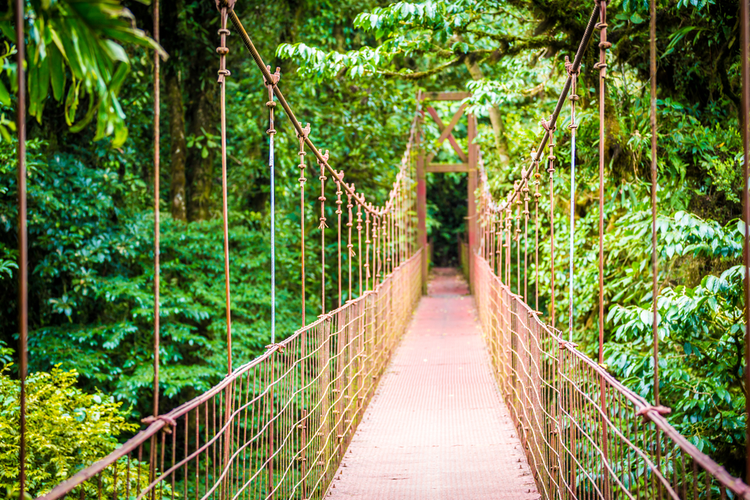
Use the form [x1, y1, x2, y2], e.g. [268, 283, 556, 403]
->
[420, 91, 471, 101]
[425, 164, 475, 173]
[424, 106, 467, 162]
[424, 102, 469, 165]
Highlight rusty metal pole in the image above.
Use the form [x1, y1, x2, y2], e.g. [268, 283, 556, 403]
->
[566, 57, 578, 343]
[152, 0, 160, 420]
[149, 4, 161, 497]
[298, 125, 310, 326]
[15, 0, 28, 496]
[742, 0, 750, 480]
[218, 2, 233, 375]
[650, 0, 659, 410]
[596, 1, 612, 496]
[650, 0, 663, 490]
[467, 114, 478, 291]
[596, 0, 609, 370]
[416, 102, 427, 294]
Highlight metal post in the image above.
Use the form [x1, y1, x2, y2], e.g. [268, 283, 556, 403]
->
[15, 0, 28, 496]
[741, 0, 750, 480]
[416, 108, 427, 294]
[467, 114, 478, 290]
[152, 0, 160, 420]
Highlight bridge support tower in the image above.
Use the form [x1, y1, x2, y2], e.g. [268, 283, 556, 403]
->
[415, 91, 478, 294]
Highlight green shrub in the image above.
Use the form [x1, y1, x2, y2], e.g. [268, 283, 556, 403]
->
[0, 360, 136, 498]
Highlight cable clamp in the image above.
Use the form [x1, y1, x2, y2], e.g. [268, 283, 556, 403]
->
[141, 414, 178, 433]
[215, 0, 236, 11]
[599, 41, 612, 49]
[264, 65, 281, 87]
[217, 28, 231, 36]
[317, 150, 330, 165]
[595, 22, 608, 30]
[636, 405, 671, 422]
[539, 116, 555, 133]
[297, 123, 311, 141]
[266, 342, 285, 352]
[564, 56, 579, 76]
[217, 69, 231, 84]
[593, 62, 608, 70]
[558, 340, 578, 350]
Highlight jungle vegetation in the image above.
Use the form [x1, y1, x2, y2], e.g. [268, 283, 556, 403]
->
[0, 0, 748, 492]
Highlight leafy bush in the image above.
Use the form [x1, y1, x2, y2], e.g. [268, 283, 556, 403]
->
[0, 362, 136, 498]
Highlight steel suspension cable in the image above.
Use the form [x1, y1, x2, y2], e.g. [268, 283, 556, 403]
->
[533, 154, 540, 311]
[650, 0, 660, 408]
[298, 124, 310, 326]
[596, 0, 612, 482]
[742, 0, 750, 478]
[336, 175, 343, 307]
[516, 184, 521, 295]
[347, 190, 353, 301]
[356, 202, 363, 296]
[495, 211, 505, 276]
[566, 56, 579, 343]
[596, 0, 610, 367]
[217, 5, 233, 374]
[365, 210, 371, 291]
[265, 66, 279, 344]
[149, 1, 161, 489]
[523, 180, 529, 303]
[544, 119, 557, 327]
[651, 39, 664, 490]
[152, 0, 160, 419]
[317, 152, 329, 315]
[15, 0, 28, 495]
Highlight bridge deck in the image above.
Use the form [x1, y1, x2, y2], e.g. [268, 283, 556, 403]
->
[328, 268, 539, 499]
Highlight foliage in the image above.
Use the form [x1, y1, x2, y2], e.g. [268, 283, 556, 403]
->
[0, 0, 749, 483]
[0, 363, 136, 497]
[0, 139, 302, 409]
[0, 0, 164, 146]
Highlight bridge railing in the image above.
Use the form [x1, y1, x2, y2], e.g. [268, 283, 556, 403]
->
[473, 239, 750, 499]
[37, 250, 422, 500]
[31, 2, 424, 497]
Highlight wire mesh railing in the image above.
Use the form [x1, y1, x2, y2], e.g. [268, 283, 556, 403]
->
[29, 1, 423, 498]
[466, 0, 750, 495]
[37, 252, 422, 500]
[473, 253, 750, 499]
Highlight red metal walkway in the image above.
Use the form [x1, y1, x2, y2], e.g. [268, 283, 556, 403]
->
[328, 268, 540, 499]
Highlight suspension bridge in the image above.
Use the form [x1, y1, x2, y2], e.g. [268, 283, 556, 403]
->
[11, 0, 750, 498]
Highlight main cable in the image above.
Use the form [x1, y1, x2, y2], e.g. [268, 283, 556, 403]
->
[265, 67, 279, 344]
[15, 0, 28, 495]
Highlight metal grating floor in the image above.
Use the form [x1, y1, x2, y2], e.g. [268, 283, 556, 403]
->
[328, 268, 540, 499]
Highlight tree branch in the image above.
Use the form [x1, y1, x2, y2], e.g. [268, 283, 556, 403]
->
[377, 56, 463, 80]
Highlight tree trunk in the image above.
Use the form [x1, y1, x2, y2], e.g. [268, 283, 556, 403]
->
[464, 57, 510, 166]
[187, 87, 216, 221]
[166, 70, 187, 221]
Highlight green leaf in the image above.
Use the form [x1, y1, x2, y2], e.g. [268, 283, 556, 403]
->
[0, 80, 9, 107]
[49, 44, 66, 101]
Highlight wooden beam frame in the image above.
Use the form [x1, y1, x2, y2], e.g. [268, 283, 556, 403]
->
[415, 90, 477, 292]
[420, 91, 471, 101]
[425, 106, 467, 162]
[425, 164, 475, 173]
[425, 102, 469, 165]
